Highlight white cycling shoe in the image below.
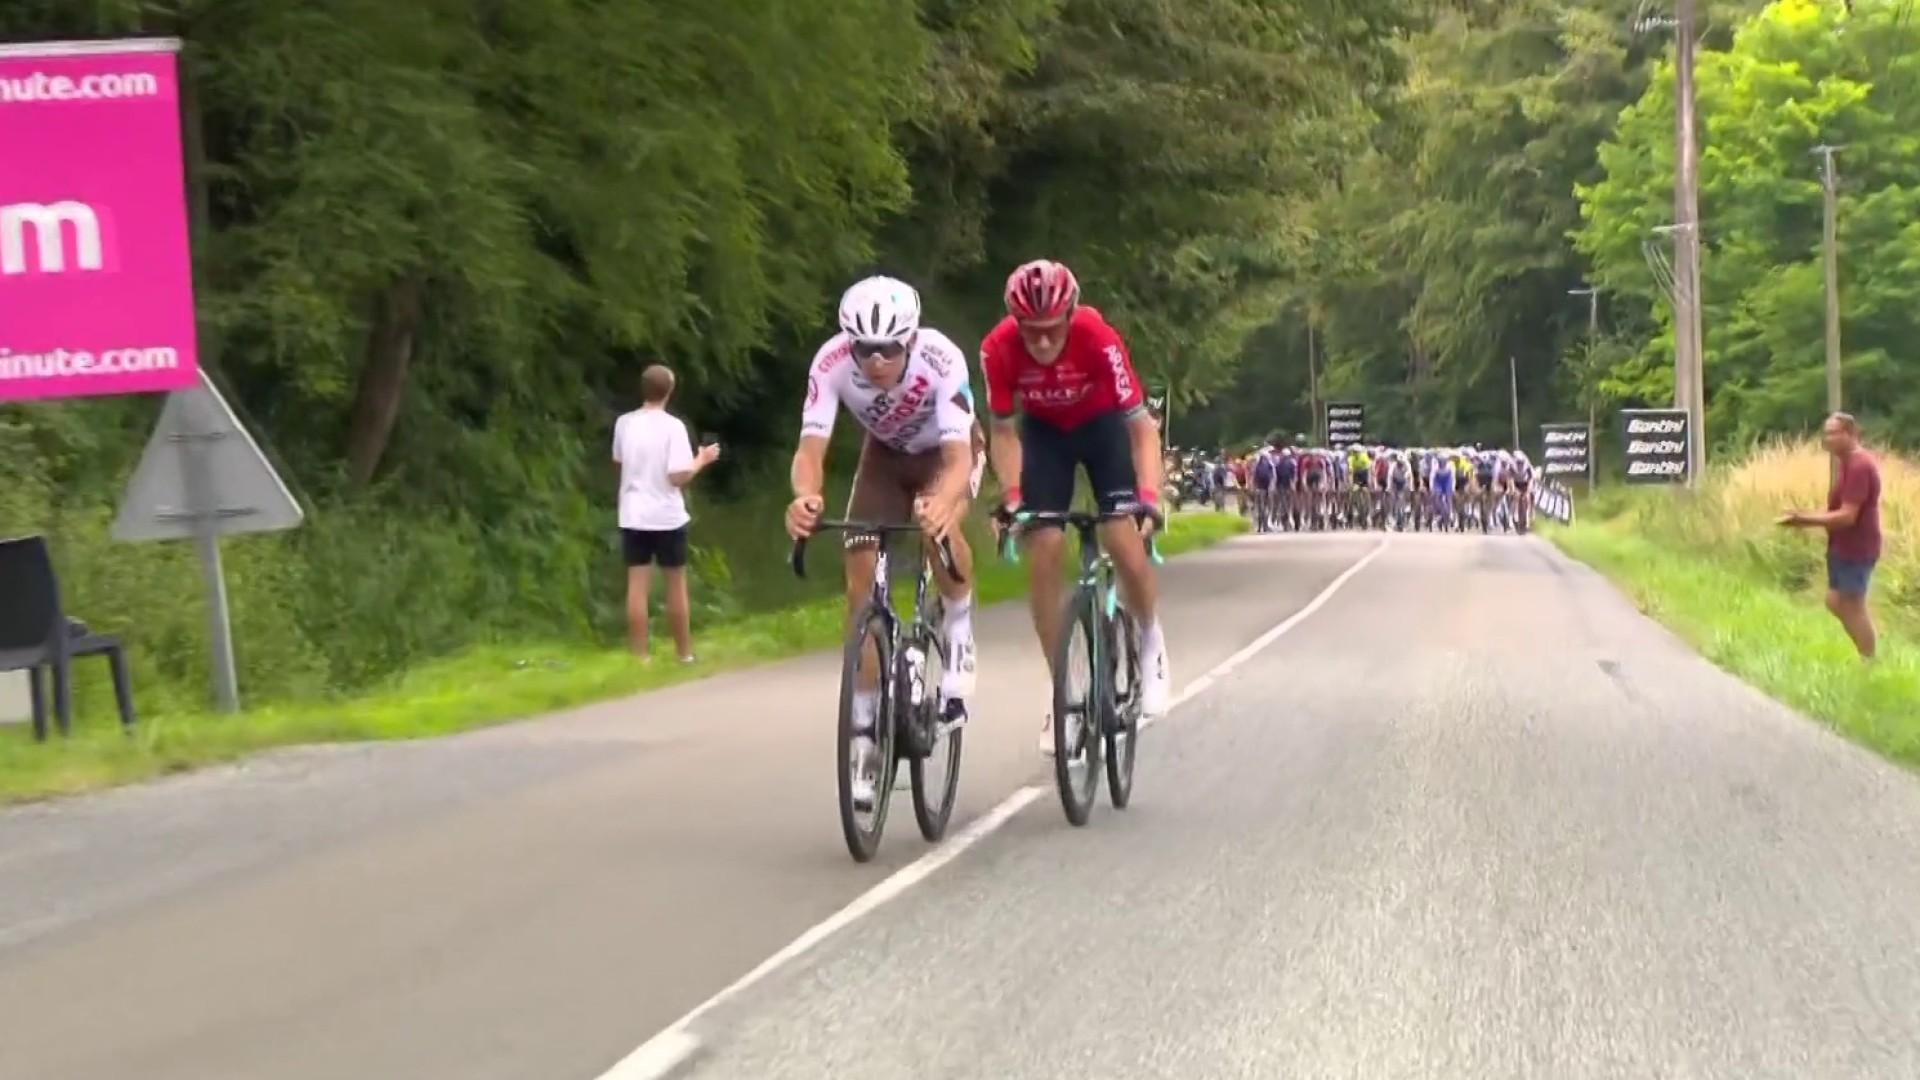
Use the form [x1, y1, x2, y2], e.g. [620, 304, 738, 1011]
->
[1139, 635, 1172, 718]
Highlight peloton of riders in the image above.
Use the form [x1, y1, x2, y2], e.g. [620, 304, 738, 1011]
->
[1172, 441, 1538, 535]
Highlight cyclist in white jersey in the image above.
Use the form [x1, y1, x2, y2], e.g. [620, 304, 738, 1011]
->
[785, 277, 983, 807]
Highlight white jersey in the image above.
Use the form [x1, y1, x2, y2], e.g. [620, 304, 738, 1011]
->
[800, 329, 975, 455]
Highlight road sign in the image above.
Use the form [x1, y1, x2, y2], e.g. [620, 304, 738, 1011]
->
[1540, 422, 1592, 482]
[1619, 408, 1691, 484]
[113, 369, 304, 711]
[114, 373, 303, 541]
[1325, 402, 1365, 448]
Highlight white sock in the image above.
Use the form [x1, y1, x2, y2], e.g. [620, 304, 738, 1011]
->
[853, 689, 879, 734]
[1139, 618, 1165, 657]
[943, 593, 973, 645]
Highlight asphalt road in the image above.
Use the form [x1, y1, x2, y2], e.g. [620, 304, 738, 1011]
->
[4, 532, 1920, 1079]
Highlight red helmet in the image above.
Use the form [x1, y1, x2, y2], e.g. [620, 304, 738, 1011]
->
[1003, 259, 1080, 321]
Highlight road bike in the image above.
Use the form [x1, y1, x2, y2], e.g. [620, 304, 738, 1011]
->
[791, 522, 965, 863]
[999, 507, 1161, 826]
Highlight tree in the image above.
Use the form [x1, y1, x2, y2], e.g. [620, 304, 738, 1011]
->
[1577, 0, 1920, 442]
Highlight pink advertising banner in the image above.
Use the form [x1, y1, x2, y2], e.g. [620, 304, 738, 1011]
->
[0, 38, 199, 402]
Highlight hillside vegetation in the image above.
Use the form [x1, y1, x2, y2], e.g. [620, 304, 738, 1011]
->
[6, 1, 1919, 729]
[1555, 444, 1918, 766]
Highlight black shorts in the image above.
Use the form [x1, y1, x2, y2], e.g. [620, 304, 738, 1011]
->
[621, 527, 689, 568]
[1017, 410, 1139, 518]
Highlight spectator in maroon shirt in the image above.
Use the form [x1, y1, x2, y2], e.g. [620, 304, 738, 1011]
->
[1778, 412, 1882, 659]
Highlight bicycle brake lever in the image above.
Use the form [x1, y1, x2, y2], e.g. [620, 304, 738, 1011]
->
[789, 538, 808, 580]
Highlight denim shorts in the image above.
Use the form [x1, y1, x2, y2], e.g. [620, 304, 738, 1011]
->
[1827, 554, 1876, 597]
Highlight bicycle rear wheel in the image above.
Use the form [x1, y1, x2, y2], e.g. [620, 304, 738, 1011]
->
[1050, 589, 1103, 827]
[910, 625, 963, 843]
[837, 607, 895, 863]
[1105, 607, 1140, 809]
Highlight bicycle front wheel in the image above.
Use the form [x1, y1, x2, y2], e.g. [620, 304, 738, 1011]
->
[1050, 589, 1103, 827]
[1106, 607, 1141, 809]
[910, 627, 963, 843]
[837, 607, 895, 863]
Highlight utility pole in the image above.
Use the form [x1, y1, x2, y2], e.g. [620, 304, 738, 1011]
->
[1306, 319, 1321, 444]
[1674, 0, 1707, 484]
[1813, 144, 1844, 411]
[1509, 354, 1520, 451]
[1570, 286, 1600, 487]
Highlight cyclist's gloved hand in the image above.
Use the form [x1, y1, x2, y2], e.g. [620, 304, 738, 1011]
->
[1134, 489, 1165, 537]
[786, 494, 824, 541]
[990, 489, 1022, 552]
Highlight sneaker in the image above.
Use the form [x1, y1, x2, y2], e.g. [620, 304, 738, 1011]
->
[941, 632, 977, 700]
[1140, 635, 1171, 717]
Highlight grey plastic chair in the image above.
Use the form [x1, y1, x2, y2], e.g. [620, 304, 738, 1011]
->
[0, 536, 136, 740]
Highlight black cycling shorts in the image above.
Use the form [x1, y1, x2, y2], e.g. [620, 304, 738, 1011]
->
[1017, 410, 1139, 519]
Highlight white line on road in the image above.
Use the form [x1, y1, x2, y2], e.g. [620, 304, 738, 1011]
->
[597, 786, 1045, 1080]
[1147, 538, 1390, 726]
[594, 538, 1390, 1080]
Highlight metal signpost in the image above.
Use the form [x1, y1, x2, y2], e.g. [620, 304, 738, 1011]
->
[1619, 408, 1692, 485]
[112, 370, 304, 712]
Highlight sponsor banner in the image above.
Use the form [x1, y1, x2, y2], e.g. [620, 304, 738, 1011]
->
[1325, 401, 1365, 448]
[1619, 408, 1691, 484]
[0, 39, 199, 401]
[1540, 422, 1591, 479]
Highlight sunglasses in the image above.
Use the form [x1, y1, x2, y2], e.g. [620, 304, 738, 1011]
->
[851, 339, 908, 361]
[1016, 317, 1070, 342]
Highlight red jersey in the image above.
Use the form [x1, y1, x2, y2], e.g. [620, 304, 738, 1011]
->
[1829, 450, 1883, 562]
[981, 305, 1146, 432]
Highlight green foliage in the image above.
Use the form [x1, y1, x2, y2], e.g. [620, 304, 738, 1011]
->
[0, 513, 1249, 802]
[1, 0, 1405, 722]
[1578, 0, 1920, 443]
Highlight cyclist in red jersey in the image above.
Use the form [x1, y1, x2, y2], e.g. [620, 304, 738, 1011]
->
[981, 260, 1169, 752]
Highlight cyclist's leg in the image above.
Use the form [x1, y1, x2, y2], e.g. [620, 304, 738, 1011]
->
[906, 445, 977, 699]
[842, 438, 904, 690]
[1080, 416, 1155, 626]
[1017, 416, 1077, 682]
[840, 440, 905, 799]
[1079, 413, 1168, 714]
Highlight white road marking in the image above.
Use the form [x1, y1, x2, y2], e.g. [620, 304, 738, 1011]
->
[1146, 537, 1389, 728]
[593, 538, 1390, 1080]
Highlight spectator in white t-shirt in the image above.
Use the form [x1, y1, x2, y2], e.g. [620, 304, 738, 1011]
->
[613, 365, 720, 662]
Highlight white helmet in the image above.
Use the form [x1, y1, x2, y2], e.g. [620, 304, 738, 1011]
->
[838, 276, 921, 345]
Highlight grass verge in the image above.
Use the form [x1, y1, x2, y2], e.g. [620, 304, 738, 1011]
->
[0, 511, 1249, 804]
[1550, 519, 1920, 768]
